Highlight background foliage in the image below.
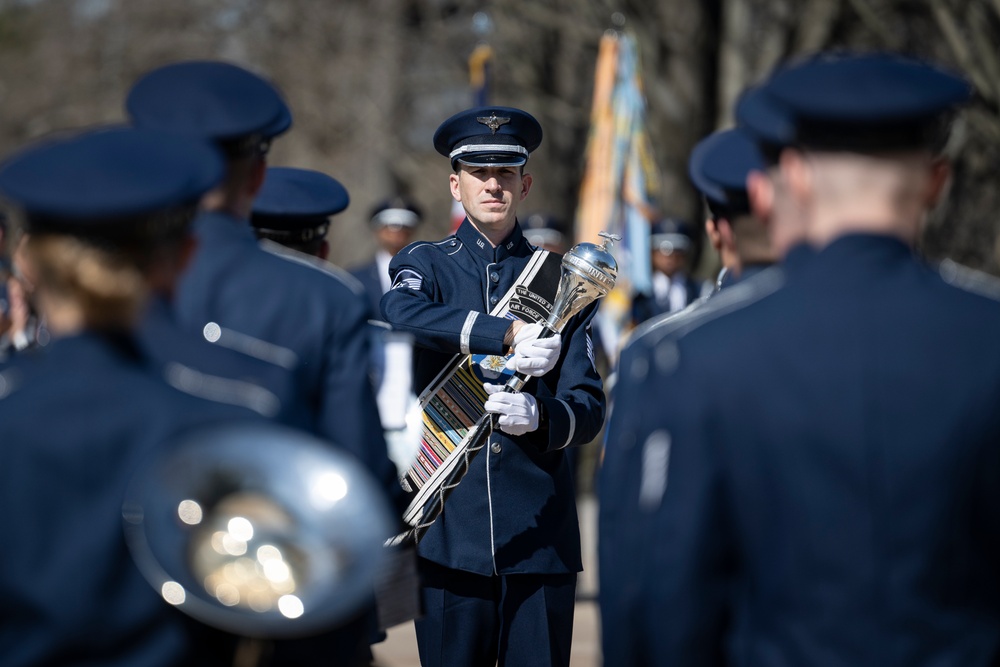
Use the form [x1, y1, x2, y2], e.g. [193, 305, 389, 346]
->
[0, 0, 995, 276]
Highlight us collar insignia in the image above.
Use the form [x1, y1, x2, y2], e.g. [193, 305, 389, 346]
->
[477, 113, 510, 134]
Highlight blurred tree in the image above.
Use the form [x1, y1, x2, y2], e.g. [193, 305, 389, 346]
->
[0, 0, 994, 273]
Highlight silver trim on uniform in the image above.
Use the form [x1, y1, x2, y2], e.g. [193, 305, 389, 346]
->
[259, 239, 367, 298]
[460, 311, 479, 355]
[556, 398, 575, 449]
[203, 322, 298, 370]
[639, 430, 672, 510]
[486, 431, 499, 574]
[164, 362, 281, 418]
[939, 259, 1000, 301]
[630, 267, 785, 351]
[0, 370, 16, 400]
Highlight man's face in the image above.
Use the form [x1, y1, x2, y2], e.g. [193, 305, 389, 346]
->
[450, 164, 531, 238]
[651, 248, 686, 277]
[375, 224, 415, 256]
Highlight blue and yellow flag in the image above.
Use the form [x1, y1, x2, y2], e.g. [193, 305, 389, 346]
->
[574, 30, 660, 363]
[469, 43, 494, 107]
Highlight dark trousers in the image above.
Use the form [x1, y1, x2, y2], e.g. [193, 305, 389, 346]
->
[414, 558, 577, 667]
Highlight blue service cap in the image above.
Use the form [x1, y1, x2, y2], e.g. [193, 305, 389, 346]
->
[0, 125, 224, 236]
[736, 52, 973, 153]
[126, 60, 292, 153]
[251, 167, 348, 236]
[650, 217, 694, 254]
[688, 128, 765, 215]
[369, 196, 422, 229]
[434, 106, 542, 169]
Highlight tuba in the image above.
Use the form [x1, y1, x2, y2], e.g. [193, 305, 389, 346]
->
[123, 423, 395, 638]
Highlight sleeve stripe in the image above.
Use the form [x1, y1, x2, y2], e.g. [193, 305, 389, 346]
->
[460, 311, 478, 355]
[390, 268, 424, 292]
[556, 398, 576, 449]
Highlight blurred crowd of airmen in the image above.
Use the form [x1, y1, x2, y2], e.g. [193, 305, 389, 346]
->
[0, 46, 997, 667]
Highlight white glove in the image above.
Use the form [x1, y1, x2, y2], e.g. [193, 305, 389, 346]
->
[505, 323, 562, 377]
[483, 383, 540, 436]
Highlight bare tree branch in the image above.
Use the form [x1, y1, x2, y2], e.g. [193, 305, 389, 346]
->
[794, 0, 842, 53]
[967, 0, 1000, 106]
[928, 0, 995, 106]
[845, 0, 896, 45]
[716, 0, 753, 128]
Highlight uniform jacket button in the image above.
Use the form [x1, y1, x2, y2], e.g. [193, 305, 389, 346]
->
[491, 441, 502, 454]
[490, 272, 499, 283]
[490, 295, 499, 306]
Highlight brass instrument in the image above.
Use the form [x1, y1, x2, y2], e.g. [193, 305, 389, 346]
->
[123, 423, 394, 638]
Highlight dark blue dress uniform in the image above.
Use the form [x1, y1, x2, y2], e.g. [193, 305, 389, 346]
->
[601, 127, 769, 650]
[381, 107, 606, 666]
[631, 218, 703, 325]
[0, 126, 254, 667]
[349, 197, 424, 319]
[384, 219, 605, 663]
[137, 295, 309, 426]
[688, 127, 763, 228]
[627, 126, 768, 340]
[251, 165, 397, 658]
[350, 259, 385, 319]
[0, 332, 254, 667]
[126, 62, 401, 509]
[600, 53, 998, 667]
[384, 219, 605, 571]
[174, 211, 399, 500]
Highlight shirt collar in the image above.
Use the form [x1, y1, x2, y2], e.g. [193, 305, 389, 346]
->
[375, 250, 393, 293]
[455, 218, 530, 263]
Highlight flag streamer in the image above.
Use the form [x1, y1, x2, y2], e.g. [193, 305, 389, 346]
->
[574, 30, 661, 362]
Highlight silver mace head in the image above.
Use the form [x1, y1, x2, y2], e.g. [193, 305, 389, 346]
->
[544, 231, 621, 333]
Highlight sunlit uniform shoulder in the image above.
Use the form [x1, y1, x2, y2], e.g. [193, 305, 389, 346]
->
[386, 234, 471, 302]
[623, 265, 785, 355]
[396, 234, 466, 265]
[0, 333, 264, 423]
[260, 238, 367, 298]
[936, 258, 1000, 302]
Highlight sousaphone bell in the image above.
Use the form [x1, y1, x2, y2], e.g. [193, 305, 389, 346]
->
[123, 423, 395, 638]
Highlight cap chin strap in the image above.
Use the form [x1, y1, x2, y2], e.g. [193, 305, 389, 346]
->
[253, 223, 329, 243]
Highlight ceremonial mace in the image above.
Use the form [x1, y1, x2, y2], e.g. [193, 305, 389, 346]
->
[388, 231, 620, 547]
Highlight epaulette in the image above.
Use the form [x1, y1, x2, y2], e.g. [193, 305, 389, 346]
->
[0, 367, 19, 400]
[624, 297, 707, 353]
[938, 259, 1000, 302]
[628, 266, 785, 351]
[404, 236, 463, 257]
